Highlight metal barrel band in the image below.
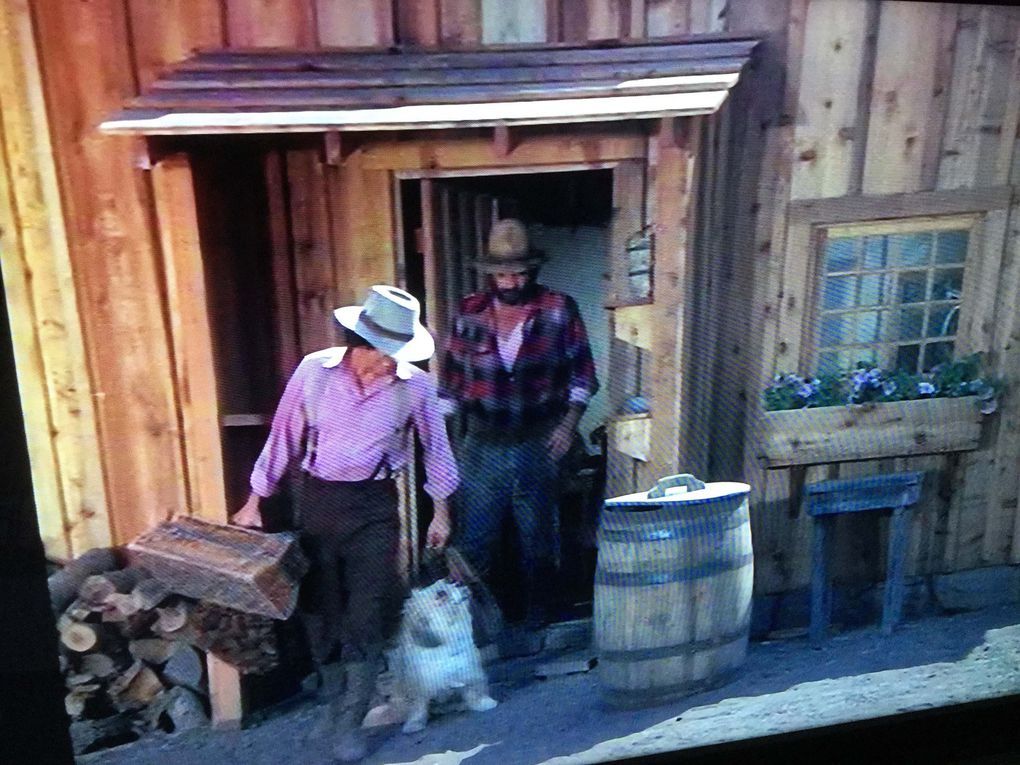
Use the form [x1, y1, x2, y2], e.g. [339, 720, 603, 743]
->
[597, 626, 749, 663]
[599, 667, 742, 709]
[594, 553, 754, 586]
[598, 509, 750, 544]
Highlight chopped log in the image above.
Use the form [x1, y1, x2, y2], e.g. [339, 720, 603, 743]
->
[127, 517, 308, 619]
[154, 600, 193, 634]
[131, 577, 171, 611]
[113, 666, 164, 710]
[65, 672, 97, 688]
[78, 577, 116, 607]
[79, 567, 147, 607]
[164, 686, 208, 732]
[129, 638, 179, 666]
[80, 653, 117, 679]
[60, 620, 98, 653]
[186, 602, 280, 674]
[65, 691, 89, 719]
[116, 609, 159, 640]
[101, 592, 140, 622]
[69, 713, 135, 755]
[65, 598, 99, 622]
[48, 547, 121, 614]
[107, 660, 142, 699]
[162, 645, 205, 692]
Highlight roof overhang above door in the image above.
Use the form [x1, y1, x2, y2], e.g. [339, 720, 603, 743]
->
[100, 36, 758, 136]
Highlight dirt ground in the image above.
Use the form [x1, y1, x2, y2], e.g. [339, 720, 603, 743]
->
[79, 603, 1020, 765]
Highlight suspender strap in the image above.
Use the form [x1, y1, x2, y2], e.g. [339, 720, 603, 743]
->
[303, 354, 415, 478]
[303, 358, 332, 471]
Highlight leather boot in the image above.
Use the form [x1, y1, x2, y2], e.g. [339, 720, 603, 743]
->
[332, 660, 378, 762]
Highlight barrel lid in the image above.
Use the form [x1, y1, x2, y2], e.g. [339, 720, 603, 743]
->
[606, 480, 750, 508]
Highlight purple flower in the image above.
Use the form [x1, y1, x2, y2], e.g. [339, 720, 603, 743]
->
[918, 382, 936, 396]
[797, 383, 815, 399]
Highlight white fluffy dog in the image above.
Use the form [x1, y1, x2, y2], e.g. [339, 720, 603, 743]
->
[364, 578, 497, 733]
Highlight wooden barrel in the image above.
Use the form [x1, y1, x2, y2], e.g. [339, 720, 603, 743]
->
[594, 475, 753, 708]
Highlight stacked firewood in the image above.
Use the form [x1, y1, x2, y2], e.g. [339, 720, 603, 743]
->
[50, 547, 281, 754]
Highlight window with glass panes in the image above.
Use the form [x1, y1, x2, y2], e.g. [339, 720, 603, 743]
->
[816, 221, 971, 376]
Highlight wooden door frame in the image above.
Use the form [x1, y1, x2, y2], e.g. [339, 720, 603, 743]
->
[382, 117, 703, 548]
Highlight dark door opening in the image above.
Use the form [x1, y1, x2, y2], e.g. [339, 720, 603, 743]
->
[399, 168, 614, 622]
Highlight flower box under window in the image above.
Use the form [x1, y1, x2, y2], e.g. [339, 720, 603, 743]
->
[755, 396, 984, 468]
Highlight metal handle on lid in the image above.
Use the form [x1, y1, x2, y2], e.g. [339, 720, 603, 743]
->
[646, 474, 706, 499]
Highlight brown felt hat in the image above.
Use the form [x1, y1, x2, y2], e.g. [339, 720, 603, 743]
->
[473, 218, 548, 274]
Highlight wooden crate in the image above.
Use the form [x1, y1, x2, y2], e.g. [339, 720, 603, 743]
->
[127, 518, 308, 620]
[754, 396, 984, 468]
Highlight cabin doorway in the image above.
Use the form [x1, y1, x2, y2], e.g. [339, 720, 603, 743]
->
[397, 168, 615, 622]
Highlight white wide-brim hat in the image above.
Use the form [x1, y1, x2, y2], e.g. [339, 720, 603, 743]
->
[333, 285, 435, 363]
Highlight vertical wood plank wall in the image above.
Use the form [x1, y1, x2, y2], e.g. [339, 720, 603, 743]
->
[3, 0, 1020, 603]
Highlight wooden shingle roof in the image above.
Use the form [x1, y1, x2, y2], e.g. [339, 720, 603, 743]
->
[101, 35, 758, 134]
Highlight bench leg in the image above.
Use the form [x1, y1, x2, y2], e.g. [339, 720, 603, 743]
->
[809, 517, 832, 646]
[882, 506, 911, 635]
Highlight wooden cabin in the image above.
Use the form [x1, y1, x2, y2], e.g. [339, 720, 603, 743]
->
[2, 0, 1019, 725]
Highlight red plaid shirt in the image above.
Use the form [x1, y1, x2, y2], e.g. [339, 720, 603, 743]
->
[440, 287, 599, 428]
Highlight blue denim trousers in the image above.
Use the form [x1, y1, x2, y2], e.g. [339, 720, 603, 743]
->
[453, 422, 559, 625]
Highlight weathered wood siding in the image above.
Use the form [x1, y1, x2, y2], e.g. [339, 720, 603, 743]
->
[2, 0, 1019, 606]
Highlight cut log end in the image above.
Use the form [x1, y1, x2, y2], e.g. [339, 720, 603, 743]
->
[60, 621, 98, 653]
[80, 653, 117, 679]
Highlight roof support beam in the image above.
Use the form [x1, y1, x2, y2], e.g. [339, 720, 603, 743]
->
[493, 123, 515, 157]
[658, 116, 690, 150]
[322, 130, 345, 166]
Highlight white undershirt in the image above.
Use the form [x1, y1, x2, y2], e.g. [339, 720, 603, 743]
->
[496, 321, 525, 371]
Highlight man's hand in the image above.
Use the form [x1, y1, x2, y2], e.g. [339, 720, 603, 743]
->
[426, 498, 451, 549]
[547, 421, 574, 461]
[547, 405, 583, 461]
[232, 493, 263, 529]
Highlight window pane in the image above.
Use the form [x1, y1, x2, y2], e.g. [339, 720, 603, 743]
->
[825, 238, 857, 273]
[852, 347, 878, 368]
[897, 307, 925, 340]
[899, 271, 927, 303]
[923, 341, 954, 371]
[855, 311, 883, 343]
[928, 305, 959, 337]
[930, 267, 964, 300]
[896, 344, 920, 373]
[890, 233, 932, 268]
[862, 236, 887, 270]
[935, 230, 968, 264]
[823, 275, 855, 309]
[819, 314, 852, 346]
[858, 274, 885, 306]
[817, 351, 841, 376]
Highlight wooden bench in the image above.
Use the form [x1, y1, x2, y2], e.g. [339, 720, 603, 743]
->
[804, 472, 923, 646]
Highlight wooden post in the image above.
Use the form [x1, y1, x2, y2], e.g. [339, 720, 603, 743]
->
[646, 117, 701, 483]
[149, 152, 241, 729]
[150, 154, 227, 526]
[0, 0, 109, 559]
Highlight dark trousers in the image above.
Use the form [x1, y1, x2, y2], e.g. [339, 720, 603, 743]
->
[296, 475, 405, 663]
[454, 421, 559, 626]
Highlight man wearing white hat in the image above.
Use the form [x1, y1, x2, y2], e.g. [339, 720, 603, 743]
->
[441, 219, 599, 632]
[233, 285, 458, 762]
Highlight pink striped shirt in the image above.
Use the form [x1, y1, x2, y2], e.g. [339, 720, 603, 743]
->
[250, 347, 459, 500]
